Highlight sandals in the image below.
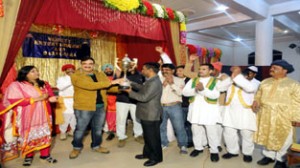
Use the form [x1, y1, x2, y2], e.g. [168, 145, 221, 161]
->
[40, 156, 57, 164]
[23, 157, 33, 166]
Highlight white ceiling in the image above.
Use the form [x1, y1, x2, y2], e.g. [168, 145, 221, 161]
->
[150, 0, 300, 42]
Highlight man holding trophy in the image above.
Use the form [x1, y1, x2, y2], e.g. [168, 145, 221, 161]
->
[115, 55, 144, 148]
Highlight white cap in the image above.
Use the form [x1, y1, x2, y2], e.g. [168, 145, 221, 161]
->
[247, 66, 258, 73]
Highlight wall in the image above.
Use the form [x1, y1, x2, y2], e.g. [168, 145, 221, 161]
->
[187, 33, 300, 81]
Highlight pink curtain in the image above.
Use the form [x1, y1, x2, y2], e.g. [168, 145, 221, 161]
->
[0, 0, 45, 87]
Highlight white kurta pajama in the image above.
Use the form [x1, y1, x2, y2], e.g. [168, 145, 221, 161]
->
[183, 76, 220, 153]
[217, 74, 259, 156]
[56, 75, 76, 134]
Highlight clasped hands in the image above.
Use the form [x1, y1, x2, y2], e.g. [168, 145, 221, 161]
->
[163, 75, 174, 87]
[195, 82, 204, 91]
[36, 93, 58, 103]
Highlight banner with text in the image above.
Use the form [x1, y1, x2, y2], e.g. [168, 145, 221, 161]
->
[22, 32, 90, 59]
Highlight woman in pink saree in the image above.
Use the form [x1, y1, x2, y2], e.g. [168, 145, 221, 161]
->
[1, 66, 57, 166]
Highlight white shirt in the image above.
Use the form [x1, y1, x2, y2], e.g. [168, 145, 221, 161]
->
[217, 74, 259, 130]
[56, 75, 74, 113]
[182, 76, 221, 125]
[160, 53, 172, 64]
[160, 75, 184, 104]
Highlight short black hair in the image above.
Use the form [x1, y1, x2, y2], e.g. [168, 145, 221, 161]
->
[200, 63, 214, 71]
[80, 57, 95, 63]
[161, 63, 175, 70]
[143, 62, 160, 73]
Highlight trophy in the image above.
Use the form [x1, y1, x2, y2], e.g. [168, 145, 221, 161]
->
[118, 54, 136, 90]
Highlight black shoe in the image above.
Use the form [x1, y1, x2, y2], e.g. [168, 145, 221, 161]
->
[23, 157, 34, 166]
[218, 146, 223, 152]
[106, 133, 115, 141]
[222, 153, 239, 159]
[135, 154, 148, 160]
[189, 150, 203, 157]
[144, 160, 160, 167]
[257, 157, 275, 165]
[243, 155, 252, 162]
[274, 161, 287, 168]
[210, 153, 219, 162]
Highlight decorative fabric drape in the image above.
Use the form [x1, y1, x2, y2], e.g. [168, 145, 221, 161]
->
[160, 19, 176, 64]
[0, 0, 45, 87]
[116, 20, 177, 70]
[170, 21, 187, 65]
[34, 0, 165, 41]
[0, 0, 21, 87]
[14, 25, 117, 86]
[117, 35, 163, 70]
[0, 0, 179, 87]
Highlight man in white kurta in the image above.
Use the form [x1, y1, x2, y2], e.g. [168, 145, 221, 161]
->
[183, 63, 221, 162]
[56, 64, 76, 140]
[217, 66, 259, 163]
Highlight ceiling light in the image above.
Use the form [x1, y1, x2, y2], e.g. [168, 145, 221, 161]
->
[298, 11, 300, 14]
[216, 5, 229, 11]
[283, 30, 289, 34]
[233, 37, 242, 42]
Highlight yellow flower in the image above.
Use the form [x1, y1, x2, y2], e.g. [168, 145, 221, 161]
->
[180, 23, 186, 31]
[106, 0, 140, 12]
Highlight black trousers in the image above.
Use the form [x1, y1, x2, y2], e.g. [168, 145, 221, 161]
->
[141, 120, 163, 162]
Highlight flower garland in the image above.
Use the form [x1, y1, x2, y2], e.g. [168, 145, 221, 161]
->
[0, 0, 4, 17]
[166, 8, 175, 20]
[104, 0, 140, 12]
[152, 3, 164, 18]
[104, 0, 186, 23]
[141, 1, 154, 17]
[180, 23, 187, 44]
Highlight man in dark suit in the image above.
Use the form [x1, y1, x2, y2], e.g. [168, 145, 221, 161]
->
[125, 62, 163, 167]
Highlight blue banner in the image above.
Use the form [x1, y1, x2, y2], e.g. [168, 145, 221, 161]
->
[22, 32, 90, 59]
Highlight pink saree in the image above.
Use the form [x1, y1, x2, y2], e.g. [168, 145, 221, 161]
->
[1, 81, 53, 161]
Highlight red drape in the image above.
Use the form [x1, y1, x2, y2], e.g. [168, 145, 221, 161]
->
[116, 20, 176, 69]
[34, 0, 165, 41]
[0, 0, 178, 86]
[0, 0, 45, 87]
[0, 64, 17, 93]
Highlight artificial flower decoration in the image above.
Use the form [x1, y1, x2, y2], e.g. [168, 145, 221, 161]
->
[152, 3, 164, 18]
[104, 0, 140, 12]
[208, 48, 215, 58]
[180, 31, 186, 44]
[201, 47, 208, 58]
[0, 0, 4, 17]
[186, 44, 197, 54]
[176, 11, 185, 23]
[103, 0, 186, 23]
[180, 23, 186, 31]
[166, 8, 175, 20]
[214, 48, 222, 59]
[142, 0, 154, 17]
